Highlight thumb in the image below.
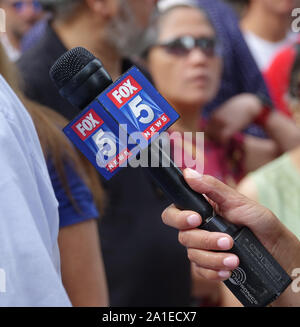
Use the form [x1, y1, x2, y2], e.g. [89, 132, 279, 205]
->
[183, 169, 245, 214]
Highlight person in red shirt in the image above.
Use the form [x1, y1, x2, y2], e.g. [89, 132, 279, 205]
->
[264, 34, 300, 117]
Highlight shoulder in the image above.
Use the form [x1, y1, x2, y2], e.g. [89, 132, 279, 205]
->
[237, 153, 292, 200]
[0, 75, 33, 127]
[18, 44, 51, 84]
[17, 46, 50, 100]
[18, 38, 48, 75]
[236, 175, 258, 201]
[17, 23, 63, 87]
[0, 75, 51, 174]
[251, 154, 292, 181]
[198, 0, 234, 16]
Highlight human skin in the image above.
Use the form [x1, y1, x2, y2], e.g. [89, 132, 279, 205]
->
[162, 168, 300, 306]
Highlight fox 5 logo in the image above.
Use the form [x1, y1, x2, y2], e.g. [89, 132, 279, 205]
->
[292, 8, 300, 32]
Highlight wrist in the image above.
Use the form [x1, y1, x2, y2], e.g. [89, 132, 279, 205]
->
[253, 94, 274, 127]
[254, 105, 272, 127]
[271, 226, 300, 273]
[269, 229, 300, 307]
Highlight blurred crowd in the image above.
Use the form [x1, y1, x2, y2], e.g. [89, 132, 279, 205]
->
[0, 0, 300, 307]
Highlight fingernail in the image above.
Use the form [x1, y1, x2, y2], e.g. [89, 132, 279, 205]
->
[217, 237, 231, 250]
[187, 214, 201, 227]
[218, 270, 231, 279]
[185, 168, 203, 179]
[223, 256, 239, 269]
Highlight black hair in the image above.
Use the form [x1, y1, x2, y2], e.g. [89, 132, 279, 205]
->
[142, 3, 217, 58]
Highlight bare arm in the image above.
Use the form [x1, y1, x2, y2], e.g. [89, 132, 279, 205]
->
[243, 135, 278, 172]
[237, 175, 259, 202]
[58, 219, 109, 307]
[264, 111, 300, 153]
[206, 94, 300, 154]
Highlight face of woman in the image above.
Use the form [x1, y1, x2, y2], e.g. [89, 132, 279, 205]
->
[147, 7, 222, 110]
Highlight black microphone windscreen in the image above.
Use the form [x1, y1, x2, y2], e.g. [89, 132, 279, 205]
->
[50, 47, 96, 89]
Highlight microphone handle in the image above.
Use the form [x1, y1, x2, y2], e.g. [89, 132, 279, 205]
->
[146, 141, 292, 307]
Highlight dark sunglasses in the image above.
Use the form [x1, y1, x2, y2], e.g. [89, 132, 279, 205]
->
[10, 0, 42, 13]
[155, 35, 221, 57]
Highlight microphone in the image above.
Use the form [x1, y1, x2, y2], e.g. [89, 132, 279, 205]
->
[50, 47, 292, 307]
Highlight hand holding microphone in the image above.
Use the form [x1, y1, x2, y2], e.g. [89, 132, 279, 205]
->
[50, 47, 292, 306]
[162, 169, 300, 306]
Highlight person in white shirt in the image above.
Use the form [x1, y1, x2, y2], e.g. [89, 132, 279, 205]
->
[239, 0, 299, 72]
[0, 74, 71, 306]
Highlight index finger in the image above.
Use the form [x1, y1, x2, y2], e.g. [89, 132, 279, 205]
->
[162, 204, 203, 230]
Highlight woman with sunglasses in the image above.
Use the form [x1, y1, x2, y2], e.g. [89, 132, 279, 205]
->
[145, 2, 300, 185]
[146, 4, 247, 189]
[144, 3, 248, 306]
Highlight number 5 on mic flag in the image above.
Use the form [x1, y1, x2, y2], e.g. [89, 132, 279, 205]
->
[63, 66, 180, 180]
